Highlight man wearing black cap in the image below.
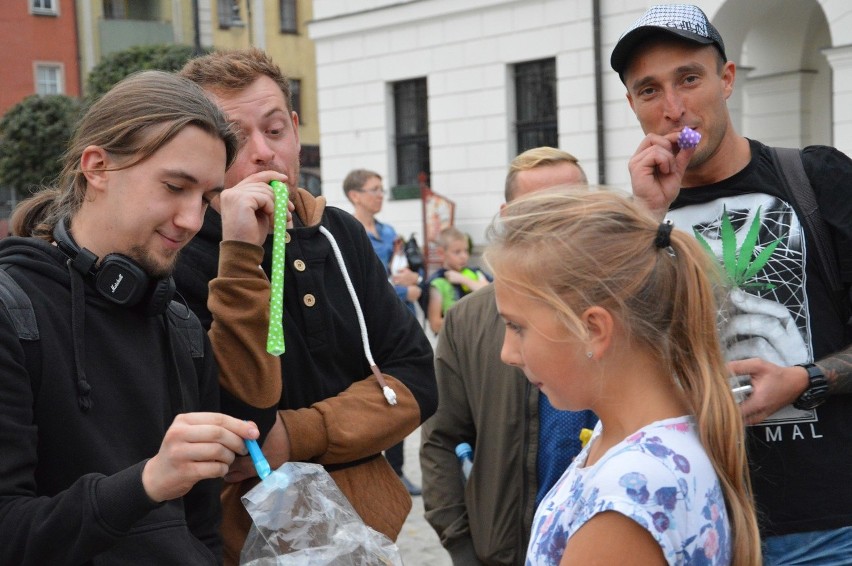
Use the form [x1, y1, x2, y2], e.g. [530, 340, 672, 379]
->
[615, 4, 852, 564]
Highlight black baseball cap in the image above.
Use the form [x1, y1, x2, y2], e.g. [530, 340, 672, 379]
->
[611, 4, 727, 82]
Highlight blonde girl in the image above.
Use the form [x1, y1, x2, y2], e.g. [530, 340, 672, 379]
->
[486, 188, 760, 566]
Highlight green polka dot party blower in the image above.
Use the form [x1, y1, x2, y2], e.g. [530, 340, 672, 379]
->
[267, 180, 288, 356]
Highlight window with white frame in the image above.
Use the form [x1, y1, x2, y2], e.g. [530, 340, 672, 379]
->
[30, 0, 58, 16]
[218, 0, 245, 29]
[217, 0, 233, 28]
[35, 63, 64, 95]
[279, 0, 297, 33]
[103, 0, 128, 20]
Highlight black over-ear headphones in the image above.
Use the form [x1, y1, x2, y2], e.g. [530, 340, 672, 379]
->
[53, 217, 176, 316]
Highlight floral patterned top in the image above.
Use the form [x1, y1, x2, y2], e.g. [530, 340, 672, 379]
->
[526, 416, 731, 565]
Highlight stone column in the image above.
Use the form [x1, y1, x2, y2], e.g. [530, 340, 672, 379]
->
[821, 44, 852, 155]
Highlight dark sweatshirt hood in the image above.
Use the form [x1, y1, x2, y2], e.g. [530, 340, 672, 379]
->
[0, 236, 73, 285]
[0, 236, 185, 414]
[0, 236, 97, 410]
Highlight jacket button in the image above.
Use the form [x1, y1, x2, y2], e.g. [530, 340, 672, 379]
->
[284, 232, 291, 243]
[294, 259, 306, 272]
[303, 294, 316, 307]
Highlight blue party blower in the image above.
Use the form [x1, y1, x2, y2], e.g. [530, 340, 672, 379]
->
[245, 438, 271, 480]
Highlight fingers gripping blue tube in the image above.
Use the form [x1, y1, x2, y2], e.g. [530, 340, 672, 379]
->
[245, 438, 271, 480]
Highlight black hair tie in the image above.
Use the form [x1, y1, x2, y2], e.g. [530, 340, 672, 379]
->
[654, 219, 674, 249]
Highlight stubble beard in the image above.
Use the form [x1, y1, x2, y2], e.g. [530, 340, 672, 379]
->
[127, 245, 179, 280]
[686, 109, 729, 172]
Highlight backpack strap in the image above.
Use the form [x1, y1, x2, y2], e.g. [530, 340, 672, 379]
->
[0, 268, 39, 340]
[0, 266, 43, 396]
[166, 301, 204, 359]
[0, 268, 206, 405]
[168, 300, 205, 394]
[770, 146, 848, 321]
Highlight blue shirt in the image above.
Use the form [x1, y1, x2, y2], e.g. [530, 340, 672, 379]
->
[536, 395, 598, 507]
[365, 220, 413, 311]
[366, 219, 396, 269]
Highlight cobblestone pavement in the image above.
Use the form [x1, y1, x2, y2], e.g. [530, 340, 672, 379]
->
[395, 427, 452, 566]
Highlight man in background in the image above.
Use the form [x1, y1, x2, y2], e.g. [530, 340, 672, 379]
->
[421, 147, 597, 565]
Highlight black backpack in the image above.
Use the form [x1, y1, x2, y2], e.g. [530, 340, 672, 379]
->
[770, 147, 851, 325]
[403, 234, 424, 273]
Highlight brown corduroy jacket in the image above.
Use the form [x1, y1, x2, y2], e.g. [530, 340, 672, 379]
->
[209, 191, 431, 565]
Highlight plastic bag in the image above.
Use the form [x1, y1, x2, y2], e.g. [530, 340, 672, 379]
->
[240, 462, 403, 566]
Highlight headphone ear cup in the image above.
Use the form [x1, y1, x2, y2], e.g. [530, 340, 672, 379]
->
[145, 277, 176, 317]
[53, 217, 172, 315]
[93, 255, 149, 307]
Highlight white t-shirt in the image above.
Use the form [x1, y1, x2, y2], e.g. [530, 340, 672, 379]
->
[526, 416, 731, 566]
[389, 251, 408, 277]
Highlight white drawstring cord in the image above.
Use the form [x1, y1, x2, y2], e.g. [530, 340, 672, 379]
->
[318, 226, 398, 405]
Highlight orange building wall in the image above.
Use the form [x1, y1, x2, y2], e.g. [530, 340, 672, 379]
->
[0, 0, 80, 116]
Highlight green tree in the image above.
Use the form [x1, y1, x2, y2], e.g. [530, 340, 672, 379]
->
[86, 44, 207, 103]
[0, 94, 80, 199]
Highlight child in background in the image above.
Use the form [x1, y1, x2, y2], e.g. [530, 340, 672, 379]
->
[487, 188, 760, 566]
[427, 226, 491, 334]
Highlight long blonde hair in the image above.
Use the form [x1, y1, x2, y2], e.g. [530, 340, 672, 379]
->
[485, 188, 761, 566]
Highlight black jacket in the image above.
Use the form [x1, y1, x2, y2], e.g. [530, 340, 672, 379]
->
[174, 198, 437, 430]
[175, 192, 437, 556]
[0, 237, 222, 565]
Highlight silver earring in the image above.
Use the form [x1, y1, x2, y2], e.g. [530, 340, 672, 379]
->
[586, 352, 593, 359]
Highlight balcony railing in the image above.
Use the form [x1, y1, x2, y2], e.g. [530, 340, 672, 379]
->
[98, 19, 174, 57]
